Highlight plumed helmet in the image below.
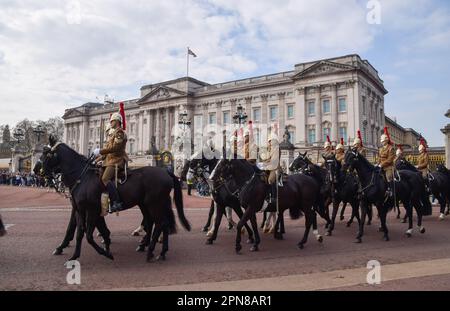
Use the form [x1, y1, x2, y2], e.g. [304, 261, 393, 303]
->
[380, 134, 389, 143]
[418, 144, 425, 152]
[352, 138, 361, 147]
[324, 141, 331, 148]
[110, 112, 122, 124]
[336, 144, 344, 151]
[396, 148, 403, 157]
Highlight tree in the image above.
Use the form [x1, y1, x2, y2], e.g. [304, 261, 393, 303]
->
[2, 125, 11, 143]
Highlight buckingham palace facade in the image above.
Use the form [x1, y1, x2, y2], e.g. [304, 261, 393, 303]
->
[62, 54, 388, 162]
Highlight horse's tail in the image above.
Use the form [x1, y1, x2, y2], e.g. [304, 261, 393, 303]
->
[169, 171, 191, 231]
[165, 198, 177, 234]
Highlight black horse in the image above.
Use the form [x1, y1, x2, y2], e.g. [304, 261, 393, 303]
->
[344, 149, 426, 242]
[397, 159, 448, 218]
[289, 152, 333, 232]
[41, 141, 191, 262]
[324, 155, 361, 235]
[214, 158, 322, 253]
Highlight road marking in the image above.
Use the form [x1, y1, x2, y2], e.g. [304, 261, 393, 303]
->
[5, 224, 14, 229]
[112, 258, 450, 291]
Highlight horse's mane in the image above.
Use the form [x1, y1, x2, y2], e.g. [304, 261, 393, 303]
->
[356, 151, 374, 170]
[57, 143, 89, 163]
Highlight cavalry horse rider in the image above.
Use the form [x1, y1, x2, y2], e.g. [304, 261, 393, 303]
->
[93, 112, 128, 214]
[243, 129, 258, 165]
[416, 138, 430, 192]
[395, 145, 405, 167]
[335, 138, 345, 165]
[377, 127, 396, 198]
[258, 133, 280, 204]
[318, 136, 334, 167]
[352, 130, 366, 157]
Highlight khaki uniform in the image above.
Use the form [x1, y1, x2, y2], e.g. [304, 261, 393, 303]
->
[319, 150, 335, 167]
[244, 140, 258, 164]
[335, 150, 345, 165]
[261, 143, 280, 185]
[417, 152, 430, 178]
[356, 146, 366, 157]
[99, 127, 127, 185]
[378, 144, 395, 182]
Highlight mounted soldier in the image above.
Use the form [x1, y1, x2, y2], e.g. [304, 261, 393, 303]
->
[352, 130, 366, 157]
[395, 145, 405, 167]
[243, 129, 258, 165]
[319, 136, 334, 167]
[416, 138, 430, 192]
[258, 133, 280, 204]
[94, 111, 128, 214]
[335, 138, 345, 165]
[377, 127, 396, 197]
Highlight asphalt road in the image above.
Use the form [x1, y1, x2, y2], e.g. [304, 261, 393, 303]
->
[1, 186, 450, 291]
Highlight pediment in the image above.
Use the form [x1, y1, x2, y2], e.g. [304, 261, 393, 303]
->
[292, 60, 355, 80]
[138, 86, 187, 104]
[62, 108, 84, 119]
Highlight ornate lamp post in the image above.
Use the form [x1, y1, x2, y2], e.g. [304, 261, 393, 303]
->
[10, 128, 25, 173]
[233, 103, 247, 127]
[12, 128, 25, 145]
[178, 110, 191, 132]
[33, 125, 45, 143]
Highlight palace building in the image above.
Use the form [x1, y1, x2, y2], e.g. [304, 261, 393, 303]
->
[63, 54, 389, 163]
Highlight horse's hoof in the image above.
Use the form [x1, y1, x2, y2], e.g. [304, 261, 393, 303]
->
[439, 213, 445, 221]
[420, 227, 426, 234]
[274, 233, 283, 240]
[297, 243, 304, 249]
[235, 245, 242, 254]
[325, 231, 331, 236]
[263, 228, 269, 234]
[227, 224, 234, 230]
[354, 238, 362, 243]
[246, 238, 254, 244]
[105, 252, 114, 260]
[202, 227, 209, 232]
[136, 245, 145, 252]
[250, 245, 259, 252]
[53, 248, 63, 255]
[446, 211, 450, 216]
[405, 232, 412, 238]
[317, 235, 323, 243]
[325, 224, 329, 229]
[132, 231, 140, 236]
[156, 254, 166, 261]
[383, 236, 390, 241]
[401, 219, 407, 224]
[346, 222, 352, 227]
[205, 239, 213, 245]
[206, 231, 213, 237]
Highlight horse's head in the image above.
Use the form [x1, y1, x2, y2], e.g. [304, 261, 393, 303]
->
[209, 158, 230, 182]
[290, 152, 308, 172]
[325, 154, 340, 178]
[343, 147, 359, 173]
[41, 144, 61, 178]
[437, 164, 450, 176]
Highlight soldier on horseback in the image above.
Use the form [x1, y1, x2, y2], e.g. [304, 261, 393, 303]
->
[243, 130, 258, 165]
[259, 133, 280, 204]
[93, 112, 128, 213]
[416, 139, 430, 192]
[352, 130, 366, 157]
[335, 138, 345, 165]
[377, 128, 396, 198]
[318, 136, 334, 167]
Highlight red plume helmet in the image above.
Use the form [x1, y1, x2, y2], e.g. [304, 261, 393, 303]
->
[419, 137, 427, 151]
[340, 137, 344, 145]
[357, 130, 363, 147]
[119, 102, 126, 130]
[326, 135, 331, 144]
[384, 127, 392, 144]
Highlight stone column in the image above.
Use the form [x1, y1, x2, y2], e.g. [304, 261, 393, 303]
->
[138, 111, 144, 154]
[155, 109, 161, 149]
[216, 101, 222, 126]
[165, 108, 170, 149]
[315, 85, 322, 143]
[277, 92, 286, 131]
[295, 87, 306, 145]
[245, 96, 252, 121]
[331, 83, 339, 141]
[260, 94, 269, 124]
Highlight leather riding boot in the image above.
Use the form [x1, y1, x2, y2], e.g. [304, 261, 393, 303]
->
[106, 181, 124, 213]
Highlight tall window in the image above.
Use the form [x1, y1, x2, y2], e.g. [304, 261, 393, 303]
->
[89, 128, 93, 139]
[208, 112, 216, 124]
[362, 96, 366, 115]
[287, 104, 294, 119]
[253, 108, 261, 122]
[338, 98, 347, 112]
[339, 126, 347, 142]
[269, 106, 278, 121]
[223, 111, 230, 124]
[194, 115, 203, 133]
[288, 130, 295, 144]
[308, 128, 316, 144]
[129, 139, 135, 155]
[308, 101, 315, 116]
[322, 99, 331, 114]
[323, 127, 331, 142]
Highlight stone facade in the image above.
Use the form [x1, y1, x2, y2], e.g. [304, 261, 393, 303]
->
[63, 54, 388, 163]
[441, 109, 450, 167]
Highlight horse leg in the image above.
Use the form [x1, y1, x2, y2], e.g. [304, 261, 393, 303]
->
[438, 195, 446, 220]
[340, 202, 347, 221]
[414, 200, 426, 234]
[95, 216, 111, 253]
[226, 206, 236, 230]
[235, 208, 254, 254]
[68, 213, 85, 261]
[404, 201, 414, 237]
[54, 206, 77, 255]
[298, 208, 314, 249]
[326, 200, 339, 236]
[85, 211, 113, 260]
[274, 210, 284, 240]
[249, 214, 260, 252]
[232, 204, 254, 243]
[147, 223, 162, 262]
[379, 206, 390, 241]
[206, 203, 217, 237]
[261, 211, 267, 229]
[206, 204, 224, 245]
[351, 200, 361, 229]
[268, 212, 276, 234]
[355, 202, 366, 243]
[157, 225, 169, 261]
[366, 204, 373, 225]
[203, 200, 215, 232]
[280, 213, 285, 234]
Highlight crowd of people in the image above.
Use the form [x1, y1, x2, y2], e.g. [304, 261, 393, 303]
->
[0, 169, 47, 187]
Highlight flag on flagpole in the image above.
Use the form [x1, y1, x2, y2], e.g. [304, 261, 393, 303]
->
[187, 48, 197, 57]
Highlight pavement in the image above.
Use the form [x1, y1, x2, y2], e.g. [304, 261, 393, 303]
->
[1, 185, 450, 291]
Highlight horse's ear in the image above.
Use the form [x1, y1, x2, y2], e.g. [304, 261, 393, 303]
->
[303, 152, 307, 157]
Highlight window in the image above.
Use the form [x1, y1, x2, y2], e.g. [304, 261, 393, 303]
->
[323, 127, 331, 142]
[208, 113, 216, 124]
[130, 123, 136, 135]
[308, 129, 316, 143]
[339, 126, 347, 142]
[308, 101, 315, 116]
[89, 129, 93, 139]
[287, 104, 294, 119]
[288, 130, 295, 144]
[269, 106, 278, 121]
[129, 140, 134, 155]
[253, 108, 261, 122]
[338, 98, 346, 112]
[362, 97, 366, 115]
[223, 111, 230, 124]
[194, 115, 203, 133]
[322, 99, 331, 114]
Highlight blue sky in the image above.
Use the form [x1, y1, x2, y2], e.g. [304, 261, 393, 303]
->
[0, 0, 449, 146]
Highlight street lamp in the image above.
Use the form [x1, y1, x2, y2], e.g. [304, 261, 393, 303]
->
[12, 128, 25, 145]
[178, 110, 191, 132]
[233, 103, 247, 126]
[33, 125, 45, 143]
